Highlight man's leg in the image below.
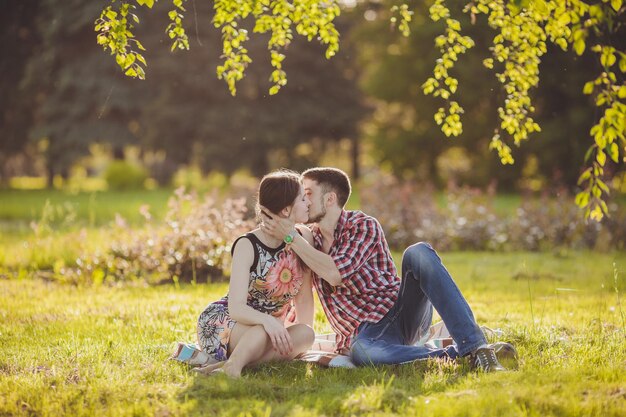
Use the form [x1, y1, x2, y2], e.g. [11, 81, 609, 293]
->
[350, 298, 458, 366]
[400, 242, 486, 356]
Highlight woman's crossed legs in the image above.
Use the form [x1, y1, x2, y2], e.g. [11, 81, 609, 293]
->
[196, 322, 314, 378]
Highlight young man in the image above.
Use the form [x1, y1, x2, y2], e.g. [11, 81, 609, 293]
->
[261, 167, 514, 371]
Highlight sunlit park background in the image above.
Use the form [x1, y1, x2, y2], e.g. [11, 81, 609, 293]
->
[2, 0, 626, 416]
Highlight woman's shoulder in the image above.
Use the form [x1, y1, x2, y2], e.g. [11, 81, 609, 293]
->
[231, 232, 257, 256]
[230, 233, 258, 273]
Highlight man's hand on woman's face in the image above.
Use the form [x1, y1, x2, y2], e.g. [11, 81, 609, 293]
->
[259, 206, 295, 240]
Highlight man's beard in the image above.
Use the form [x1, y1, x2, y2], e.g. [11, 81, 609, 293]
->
[307, 205, 326, 224]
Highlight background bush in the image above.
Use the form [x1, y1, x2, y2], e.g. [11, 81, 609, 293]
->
[104, 161, 148, 190]
[69, 187, 256, 284]
[19, 177, 622, 286]
[360, 173, 626, 252]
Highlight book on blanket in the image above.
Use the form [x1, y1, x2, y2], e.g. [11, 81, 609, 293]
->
[296, 332, 355, 368]
[171, 322, 454, 369]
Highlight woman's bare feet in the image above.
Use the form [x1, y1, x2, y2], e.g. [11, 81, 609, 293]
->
[193, 361, 224, 375]
[220, 361, 242, 378]
[193, 360, 243, 378]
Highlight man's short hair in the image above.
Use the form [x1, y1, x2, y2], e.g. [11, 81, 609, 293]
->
[302, 167, 351, 208]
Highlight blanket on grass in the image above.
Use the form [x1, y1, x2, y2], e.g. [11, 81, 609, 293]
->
[172, 322, 457, 368]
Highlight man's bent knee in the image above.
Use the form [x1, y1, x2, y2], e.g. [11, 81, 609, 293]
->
[402, 242, 436, 267]
[403, 242, 434, 260]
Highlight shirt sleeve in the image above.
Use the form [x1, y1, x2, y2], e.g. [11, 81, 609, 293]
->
[331, 217, 382, 283]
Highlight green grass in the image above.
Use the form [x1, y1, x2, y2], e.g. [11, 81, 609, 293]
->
[0, 189, 174, 226]
[0, 187, 522, 227]
[0, 187, 356, 247]
[2, 251, 625, 416]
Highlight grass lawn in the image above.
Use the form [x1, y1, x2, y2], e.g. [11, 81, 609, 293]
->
[0, 188, 360, 244]
[0, 189, 174, 227]
[0, 187, 527, 227]
[2, 251, 625, 417]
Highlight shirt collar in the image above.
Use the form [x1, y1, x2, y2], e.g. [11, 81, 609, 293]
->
[334, 210, 349, 240]
[312, 210, 350, 249]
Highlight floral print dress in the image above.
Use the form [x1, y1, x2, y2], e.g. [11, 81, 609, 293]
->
[197, 232, 304, 363]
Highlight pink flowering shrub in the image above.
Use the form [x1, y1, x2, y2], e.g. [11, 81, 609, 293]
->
[360, 174, 626, 251]
[70, 187, 255, 284]
[359, 175, 447, 250]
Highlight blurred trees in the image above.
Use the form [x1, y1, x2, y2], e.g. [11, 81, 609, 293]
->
[11, 0, 148, 186]
[136, 0, 365, 180]
[1, 0, 623, 201]
[0, 0, 40, 184]
[352, 0, 620, 192]
[0, 0, 365, 186]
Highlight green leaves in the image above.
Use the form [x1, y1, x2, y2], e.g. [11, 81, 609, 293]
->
[94, 3, 147, 80]
[136, 0, 155, 8]
[423, 0, 474, 138]
[600, 46, 617, 67]
[611, 0, 622, 12]
[166, 1, 189, 53]
[489, 133, 515, 165]
[576, 38, 626, 221]
[390, 4, 414, 37]
[215, 17, 251, 96]
[572, 31, 586, 55]
[428, 0, 624, 221]
[576, 158, 611, 221]
[105, 9, 118, 20]
[608, 142, 620, 163]
[269, 50, 287, 95]
[96, 0, 339, 96]
[212, 0, 340, 95]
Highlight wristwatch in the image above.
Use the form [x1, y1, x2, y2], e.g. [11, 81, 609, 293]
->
[283, 230, 296, 244]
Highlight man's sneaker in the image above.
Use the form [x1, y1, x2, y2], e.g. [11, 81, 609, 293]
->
[491, 342, 518, 363]
[469, 345, 507, 372]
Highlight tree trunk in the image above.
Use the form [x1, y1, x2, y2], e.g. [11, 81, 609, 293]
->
[113, 146, 125, 160]
[46, 164, 54, 188]
[251, 153, 269, 178]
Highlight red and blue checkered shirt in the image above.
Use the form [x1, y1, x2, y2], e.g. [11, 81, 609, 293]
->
[312, 210, 401, 352]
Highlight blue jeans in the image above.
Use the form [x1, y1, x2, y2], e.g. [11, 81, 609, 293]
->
[350, 242, 486, 366]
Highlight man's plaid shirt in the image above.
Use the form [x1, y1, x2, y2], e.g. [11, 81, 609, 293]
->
[312, 210, 401, 352]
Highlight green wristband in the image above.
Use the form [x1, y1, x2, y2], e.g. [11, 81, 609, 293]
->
[283, 231, 295, 244]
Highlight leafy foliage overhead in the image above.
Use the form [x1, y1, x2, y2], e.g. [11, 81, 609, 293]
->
[97, 0, 625, 220]
[96, 0, 340, 95]
[421, 0, 625, 221]
[352, 1, 596, 191]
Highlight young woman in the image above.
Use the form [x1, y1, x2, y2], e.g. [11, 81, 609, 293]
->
[194, 170, 315, 377]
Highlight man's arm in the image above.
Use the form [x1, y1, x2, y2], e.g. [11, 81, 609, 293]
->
[293, 214, 383, 289]
[290, 233, 342, 286]
[261, 210, 342, 286]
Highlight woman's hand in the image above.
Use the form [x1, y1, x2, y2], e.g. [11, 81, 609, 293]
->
[262, 315, 293, 356]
